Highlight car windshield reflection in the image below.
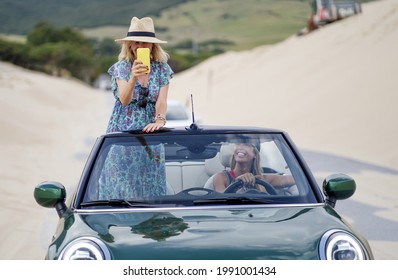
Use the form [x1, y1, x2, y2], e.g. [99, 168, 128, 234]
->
[82, 133, 316, 207]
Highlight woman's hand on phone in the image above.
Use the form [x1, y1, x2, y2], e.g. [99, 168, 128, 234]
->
[131, 60, 149, 78]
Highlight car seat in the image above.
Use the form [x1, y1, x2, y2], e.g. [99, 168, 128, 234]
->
[204, 143, 235, 190]
[166, 181, 175, 195]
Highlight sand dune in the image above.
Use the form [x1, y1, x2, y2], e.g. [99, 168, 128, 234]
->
[0, 63, 111, 259]
[0, 0, 397, 259]
[170, 0, 398, 170]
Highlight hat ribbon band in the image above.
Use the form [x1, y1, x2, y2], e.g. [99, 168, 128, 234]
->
[127, 31, 156, 38]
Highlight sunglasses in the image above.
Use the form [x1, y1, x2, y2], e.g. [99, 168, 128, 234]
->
[138, 87, 149, 108]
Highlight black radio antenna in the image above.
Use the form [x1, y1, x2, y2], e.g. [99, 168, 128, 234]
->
[189, 94, 199, 130]
[191, 94, 195, 123]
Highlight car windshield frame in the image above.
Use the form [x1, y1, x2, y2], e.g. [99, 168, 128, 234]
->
[76, 131, 319, 209]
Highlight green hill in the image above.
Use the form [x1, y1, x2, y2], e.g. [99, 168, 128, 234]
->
[0, 0, 187, 34]
[1, 0, 373, 51]
[82, 0, 312, 52]
[0, 0, 312, 52]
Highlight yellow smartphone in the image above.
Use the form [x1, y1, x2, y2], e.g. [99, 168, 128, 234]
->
[137, 48, 150, 74]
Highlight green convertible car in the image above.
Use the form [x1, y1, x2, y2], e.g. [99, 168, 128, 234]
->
[34, 125, 373, 260]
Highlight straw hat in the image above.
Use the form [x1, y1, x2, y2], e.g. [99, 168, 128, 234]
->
[115, 17, 167, 44]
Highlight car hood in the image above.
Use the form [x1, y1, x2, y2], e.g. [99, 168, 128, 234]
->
[52, 205, 363, 260]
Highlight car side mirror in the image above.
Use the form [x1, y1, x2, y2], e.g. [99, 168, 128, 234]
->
[322, 173, 356, 208]
[34, 181, 67, 218]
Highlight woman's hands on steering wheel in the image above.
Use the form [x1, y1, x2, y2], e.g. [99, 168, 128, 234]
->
[234, 173, 257, 185]
[224, 177, 278, 195]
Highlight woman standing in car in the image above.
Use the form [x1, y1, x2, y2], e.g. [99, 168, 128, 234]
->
[100, 17, 173, 200]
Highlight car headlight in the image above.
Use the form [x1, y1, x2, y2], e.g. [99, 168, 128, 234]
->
[58, 237, 111, 260]
[319, 230, 368, 260]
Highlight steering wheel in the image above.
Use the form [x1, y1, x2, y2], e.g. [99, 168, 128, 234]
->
[224, 178, 278, 195]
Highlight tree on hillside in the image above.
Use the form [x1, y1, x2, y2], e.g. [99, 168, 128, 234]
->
[27, 21, 91, 47]
[25, 21, 95, 82]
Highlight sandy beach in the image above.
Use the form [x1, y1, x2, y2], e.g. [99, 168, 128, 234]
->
[1, 0, 397, 259]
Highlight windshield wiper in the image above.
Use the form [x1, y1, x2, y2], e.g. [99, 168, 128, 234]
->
[193, 196, 274, 205]
[80, 199, 154, 208]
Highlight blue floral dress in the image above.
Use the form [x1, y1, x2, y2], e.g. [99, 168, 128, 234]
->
[98, 59, 173, 200]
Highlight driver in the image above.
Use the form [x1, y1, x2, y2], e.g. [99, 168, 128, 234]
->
[213, 143, 295, 193]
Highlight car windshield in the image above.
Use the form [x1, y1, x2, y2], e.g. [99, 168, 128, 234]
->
[80, 132, 317, 208]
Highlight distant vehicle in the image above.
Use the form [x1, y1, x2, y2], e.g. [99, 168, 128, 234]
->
[166, 99, 202, 127]
[308, 0, 362, 31]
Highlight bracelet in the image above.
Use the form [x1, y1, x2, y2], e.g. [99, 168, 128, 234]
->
[156, 113, 165, 119]
[155, 114, 166, 125]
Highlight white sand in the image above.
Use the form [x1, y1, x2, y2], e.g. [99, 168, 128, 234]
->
[1, 0, 397, 259]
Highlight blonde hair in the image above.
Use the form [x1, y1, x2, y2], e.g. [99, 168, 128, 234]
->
[118, 42, 170, 62]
